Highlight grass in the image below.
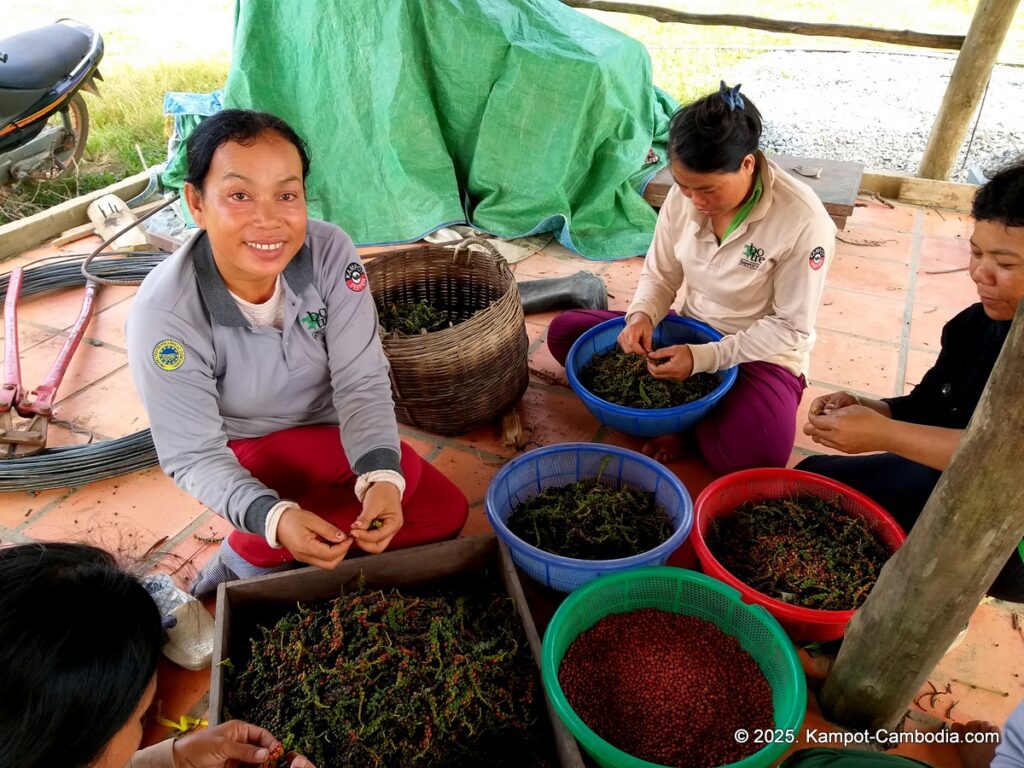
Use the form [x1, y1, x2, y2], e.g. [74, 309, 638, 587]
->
[0, 171, 120, 225]
[87, 58, 230, 171]
[2, 1, 1023, 223]
[0, 58, 228, 225]
[2, 0, 232, 225]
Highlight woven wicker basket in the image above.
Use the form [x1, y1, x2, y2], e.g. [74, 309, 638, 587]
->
[366, 239, 529, 436]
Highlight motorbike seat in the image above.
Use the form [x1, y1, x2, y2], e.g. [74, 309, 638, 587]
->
[0, 23, 91, 90]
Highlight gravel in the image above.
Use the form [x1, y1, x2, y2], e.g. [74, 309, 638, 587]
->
[727, 50, 1024, 181]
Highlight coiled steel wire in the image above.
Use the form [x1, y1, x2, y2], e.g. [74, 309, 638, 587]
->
[0, 252, 168, 491]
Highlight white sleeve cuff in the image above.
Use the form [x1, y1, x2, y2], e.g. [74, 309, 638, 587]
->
[626, 302, 668, 327]
[687, 341, 719, 374]
[264, 500, 300, 549]
[354, 469, 406, 503]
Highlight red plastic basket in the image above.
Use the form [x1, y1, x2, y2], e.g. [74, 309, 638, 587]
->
[691, 468, 907, 642]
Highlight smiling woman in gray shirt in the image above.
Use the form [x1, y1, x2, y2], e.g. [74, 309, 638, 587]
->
[127, 110, 467, 596]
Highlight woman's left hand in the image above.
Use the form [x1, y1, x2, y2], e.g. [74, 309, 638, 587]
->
[803, 404, 889, 455]
[171, 720, 315, 767]
[646, 345, 694, 381]
[349, 482, 404, 554]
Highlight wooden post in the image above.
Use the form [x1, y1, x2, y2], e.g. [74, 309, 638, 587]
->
[918, 0, 1021, 180]
[821, 298, 1024, 730]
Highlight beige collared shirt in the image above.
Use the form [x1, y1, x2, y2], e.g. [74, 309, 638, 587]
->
[628, 153, 836, 377]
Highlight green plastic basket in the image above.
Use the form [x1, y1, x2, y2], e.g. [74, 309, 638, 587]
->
[541, 567, 807, 768]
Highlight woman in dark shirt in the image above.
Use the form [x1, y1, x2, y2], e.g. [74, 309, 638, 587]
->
[798, 162, 1024, 601]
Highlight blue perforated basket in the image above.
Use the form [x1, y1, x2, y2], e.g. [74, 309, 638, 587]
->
[485, 443, 693, 592]
[566, 316, 738, 438]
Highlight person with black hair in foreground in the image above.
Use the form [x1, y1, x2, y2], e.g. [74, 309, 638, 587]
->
[798, 162, 1024, 602]
[547, 82, 836, 474]
[0, 542, 314, 768]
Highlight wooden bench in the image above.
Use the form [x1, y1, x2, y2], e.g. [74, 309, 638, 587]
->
[642, 153, 864, 231]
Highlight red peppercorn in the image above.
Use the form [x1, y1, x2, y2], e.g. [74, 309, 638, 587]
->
[259, 742, 284, 768]
[558, 609, 774, 768]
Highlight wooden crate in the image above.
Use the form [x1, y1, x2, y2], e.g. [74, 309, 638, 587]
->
[643, 152, 864, 230]
[211, 535, 585, 768]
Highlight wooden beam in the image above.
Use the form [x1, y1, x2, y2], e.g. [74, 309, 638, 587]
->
[820, 298, 1024, 730]
[49, 198, 171, 249]
[645, 166, 977, 213]
[0, 170, 151, 262]
[918, 0, 1022, 180]
[856, 171, 979, 211]
[858, 171, 907, 200]
[898, 177, 977, 211]
[49, 221, 98, 248]
[562, 1, 965, 50]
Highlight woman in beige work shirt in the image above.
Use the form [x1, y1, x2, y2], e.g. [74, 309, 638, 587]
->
[548, 83, 835, 474]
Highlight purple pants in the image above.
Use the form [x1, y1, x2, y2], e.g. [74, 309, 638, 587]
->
[547, 309, 805, 475]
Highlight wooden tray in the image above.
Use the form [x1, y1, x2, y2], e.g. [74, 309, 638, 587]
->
[211, 534, 585, 768]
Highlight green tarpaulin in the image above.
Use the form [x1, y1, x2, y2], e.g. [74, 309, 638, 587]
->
[164, 0, 676, 260]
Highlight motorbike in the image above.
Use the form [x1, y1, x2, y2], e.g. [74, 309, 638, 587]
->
[0, 19, 103, 185]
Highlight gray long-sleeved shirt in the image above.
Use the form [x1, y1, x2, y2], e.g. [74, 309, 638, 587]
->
[995, 701, 1024, 767]
[126, 219, 401, 535]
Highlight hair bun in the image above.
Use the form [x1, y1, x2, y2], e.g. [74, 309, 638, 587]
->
[719, 81, 745, 111]
[668, 86, 763, 173]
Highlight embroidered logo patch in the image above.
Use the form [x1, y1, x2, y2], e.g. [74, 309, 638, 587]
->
[345, 262, 367, 292]
[152, 339, 185, 371]
[301, 307, 328, 342]
[739, 242, 766, 270]
[809, 246, 826, 271]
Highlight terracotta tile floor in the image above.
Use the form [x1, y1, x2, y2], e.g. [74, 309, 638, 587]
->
[1, 199, 1017, 767]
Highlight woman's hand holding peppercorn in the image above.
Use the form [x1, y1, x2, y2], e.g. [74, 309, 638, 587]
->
[170, 720, 315, 767]
[645, 344, 695, 381]
[618, 313, 654, 355]
[807, 390, 862, 416]
[349, 481, 404, 554]
[804, 405, 891, 454]
[275, 508, 353, 570]
[804, 391, 895, 454]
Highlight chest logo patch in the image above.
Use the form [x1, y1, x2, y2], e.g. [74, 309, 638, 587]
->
[153, 339, 185, 371]
[809, 246, 826, 271]
[302, 307, 328, 342]
[345, 262, 367, 292]
[739, 242, 766, 270]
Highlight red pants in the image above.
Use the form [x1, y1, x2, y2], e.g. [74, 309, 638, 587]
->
[227, 425, 468, 567]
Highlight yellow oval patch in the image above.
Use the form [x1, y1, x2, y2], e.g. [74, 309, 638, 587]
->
[152, 339, 186, 371]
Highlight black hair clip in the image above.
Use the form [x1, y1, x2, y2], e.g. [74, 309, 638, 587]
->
[719, 81, 744, 111]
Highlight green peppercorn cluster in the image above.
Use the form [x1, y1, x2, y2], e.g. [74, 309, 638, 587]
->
[708, 495, 892, 610]
[507, 476, 673, 560]
[378, 300, 453, 335]
[226, 578, 555, 767]
[579, 347, 719, 409]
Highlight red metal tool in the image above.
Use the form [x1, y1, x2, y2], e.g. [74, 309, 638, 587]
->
[1, 267, 98, 457]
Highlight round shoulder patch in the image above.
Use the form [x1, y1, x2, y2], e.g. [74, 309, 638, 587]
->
[344, 262, 367, 292]
[152, 339, 186, 371]
[808, 246, 826, 271]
